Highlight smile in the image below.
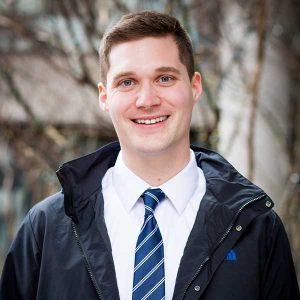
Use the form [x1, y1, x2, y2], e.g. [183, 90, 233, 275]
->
[134, 116, 168, 125]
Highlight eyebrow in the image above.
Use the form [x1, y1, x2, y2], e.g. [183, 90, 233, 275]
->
[111, 66, 181, 84]
[155, 66, 181, 75]
[112, 72, 136, 84]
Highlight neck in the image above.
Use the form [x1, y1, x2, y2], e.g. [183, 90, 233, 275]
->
[122, 146, 191, 186]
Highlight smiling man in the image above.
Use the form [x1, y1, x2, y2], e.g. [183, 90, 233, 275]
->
[98, 35, 201, 187]
[1, 11, 299, 300]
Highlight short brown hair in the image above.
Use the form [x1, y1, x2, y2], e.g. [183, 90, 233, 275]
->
[99, 11, 195, 84]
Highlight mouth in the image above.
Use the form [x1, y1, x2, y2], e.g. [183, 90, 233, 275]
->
[133, 115, 169, 125]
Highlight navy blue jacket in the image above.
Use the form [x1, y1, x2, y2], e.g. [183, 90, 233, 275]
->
[1, 142, 299, 299]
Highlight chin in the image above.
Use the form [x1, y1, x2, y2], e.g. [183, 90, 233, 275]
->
[131, 141, 174, 156]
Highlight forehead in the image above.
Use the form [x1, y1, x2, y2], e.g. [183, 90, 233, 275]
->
[107, 36, 184, 77]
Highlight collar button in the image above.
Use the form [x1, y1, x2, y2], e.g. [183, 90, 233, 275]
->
[194, 285, 201, 292]
[236, 225, 242, 232]
[265, 200, 272, 208]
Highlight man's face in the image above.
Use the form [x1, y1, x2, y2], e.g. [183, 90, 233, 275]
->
[98, 36, 202, 158]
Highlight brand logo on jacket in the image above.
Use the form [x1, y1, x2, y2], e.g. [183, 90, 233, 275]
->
[225, 249, 237, 261]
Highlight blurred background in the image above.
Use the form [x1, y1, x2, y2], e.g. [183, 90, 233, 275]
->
[0, 0, 299, 282]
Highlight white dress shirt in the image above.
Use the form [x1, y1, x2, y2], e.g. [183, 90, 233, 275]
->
[102, 150, 206, 300]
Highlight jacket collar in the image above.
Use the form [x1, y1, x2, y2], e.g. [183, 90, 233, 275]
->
[56, 141, 120, 222]
[56, 141, 269, 222]
[192, 145, 265, 210]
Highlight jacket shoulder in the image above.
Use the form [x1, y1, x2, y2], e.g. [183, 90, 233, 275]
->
[29, 191, 65, 223]
[24, 192, 68, 250]
[0, 192, 69, 299]
[253, 208, 285, 239]
[257, 210, 300, 298]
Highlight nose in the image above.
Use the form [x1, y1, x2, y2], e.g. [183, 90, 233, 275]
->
[136, 83, 161, 109]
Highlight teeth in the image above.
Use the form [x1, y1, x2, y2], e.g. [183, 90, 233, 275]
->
[135, 116, 167, 124]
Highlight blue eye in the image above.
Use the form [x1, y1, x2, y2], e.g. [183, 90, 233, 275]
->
[121, 79, 133, 86]
[159, 76, 173, 83]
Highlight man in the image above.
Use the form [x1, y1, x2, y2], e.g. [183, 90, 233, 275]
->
[0, 11, 299, 300]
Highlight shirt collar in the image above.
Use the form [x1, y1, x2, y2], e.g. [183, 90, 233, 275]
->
[112, 150, 199, 215]
[159, 150, 199, 214]
[112, 151, 150, 212]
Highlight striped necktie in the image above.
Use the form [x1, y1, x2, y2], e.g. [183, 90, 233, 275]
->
[132, 188, 166, 300]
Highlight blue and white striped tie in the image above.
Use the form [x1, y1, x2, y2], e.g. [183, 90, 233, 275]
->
[132, 188, 166, 300]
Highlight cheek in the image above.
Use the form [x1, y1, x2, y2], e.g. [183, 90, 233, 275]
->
[108, 94, 131, 121]
[164, 88, 193, 109]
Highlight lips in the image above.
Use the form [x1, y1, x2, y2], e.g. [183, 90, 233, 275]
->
[133, 115, 169, 125]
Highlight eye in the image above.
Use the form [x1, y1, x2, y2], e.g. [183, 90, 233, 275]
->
[158, 75, 174, 83]
[120, 79, 134, 87]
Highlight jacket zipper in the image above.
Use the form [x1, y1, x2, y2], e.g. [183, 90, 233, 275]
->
[180, 192, 267, 300]
[71, 222, 104, 300]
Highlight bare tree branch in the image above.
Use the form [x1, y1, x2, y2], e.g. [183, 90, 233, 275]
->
[0, 62, 41, 126]
[247, 0, 267, 180]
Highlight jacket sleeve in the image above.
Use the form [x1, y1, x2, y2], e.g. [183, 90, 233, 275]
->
[0, 211, 41, 300]
[262, 212, 300, 300]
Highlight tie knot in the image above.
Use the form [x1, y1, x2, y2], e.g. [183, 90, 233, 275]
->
[142, 188, 165, 215]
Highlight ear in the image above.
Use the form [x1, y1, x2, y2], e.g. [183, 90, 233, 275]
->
[191, 72, 202, 103]
[98, 82, 109, 112]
